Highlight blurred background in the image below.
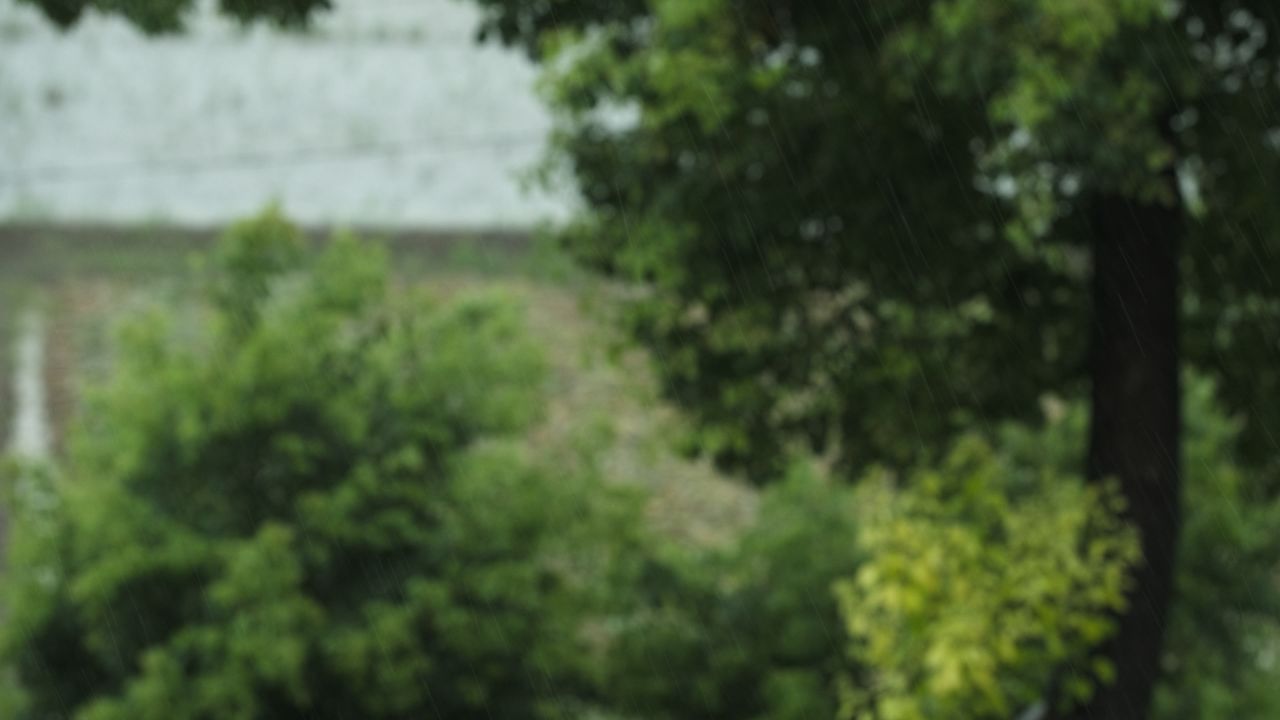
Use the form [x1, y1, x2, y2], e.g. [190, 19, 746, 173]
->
[3, 2, 1279, 719]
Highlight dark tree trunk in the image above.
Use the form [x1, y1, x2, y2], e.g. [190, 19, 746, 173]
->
[1064, 191, 1182, 719]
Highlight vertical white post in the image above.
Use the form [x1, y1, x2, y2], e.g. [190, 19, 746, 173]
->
[2, 308, 52, 579]
[10, 309, 50, 461]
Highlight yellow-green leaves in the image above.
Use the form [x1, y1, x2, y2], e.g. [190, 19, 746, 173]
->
[836, 437, 1139, 719]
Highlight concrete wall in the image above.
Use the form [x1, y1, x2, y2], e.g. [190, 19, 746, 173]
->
[0, 0, 575, 228]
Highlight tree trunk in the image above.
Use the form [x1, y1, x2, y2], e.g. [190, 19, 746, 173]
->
[1065, 191, 1182, 719]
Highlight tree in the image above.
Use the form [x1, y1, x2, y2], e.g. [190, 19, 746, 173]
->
[0, 212, 639, 719]
[451, 3, 1280, 718]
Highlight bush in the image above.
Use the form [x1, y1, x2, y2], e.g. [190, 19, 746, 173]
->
[614, 378, 1277, 720]
[986, 378, 1280, 720]
[834, 378, 1280, 720]
[3, 211, 1271, 720]
[836, 437, 1138, 720]
[600, 463, 862, 720]
[0, 211, 637, 720]
[596, 431, 1139, 720]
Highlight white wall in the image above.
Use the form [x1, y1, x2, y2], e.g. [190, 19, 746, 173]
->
[0, 0, 574, 228]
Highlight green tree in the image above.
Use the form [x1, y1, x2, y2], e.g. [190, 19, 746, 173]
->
[0, 212, 638, 719]
[451, 3, 1280, 718]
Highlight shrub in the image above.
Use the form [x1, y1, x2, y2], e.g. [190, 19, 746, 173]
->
[597, 430, 1142, 720]
[986, 379, 1280, 720]
[600, 463, 862, 720]
[836, 437, 1138, 720]
[919, 377, 1280, 720]
[0, 211, 636, 720]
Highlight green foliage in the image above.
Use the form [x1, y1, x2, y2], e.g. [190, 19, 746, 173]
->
[601, 463, 862, 720]
[832, 378, 1280, 720]
[456, 4, 1280, 711]
[992, 377, 1280, 720]
[1149, 379, 1280, 719]
[836, 438, 1138, 720]
[19, 1, 1280, 713]
[600, 412, 1254, 720]
[0, 211, 638, 719]
[451, 0, 1280, 495]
